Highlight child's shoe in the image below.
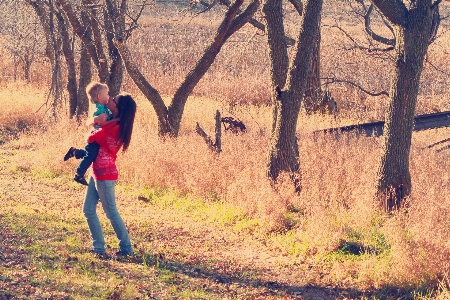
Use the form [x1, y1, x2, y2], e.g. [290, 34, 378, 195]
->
[64, 147, 76, 161]
[74, 174, 88, 186]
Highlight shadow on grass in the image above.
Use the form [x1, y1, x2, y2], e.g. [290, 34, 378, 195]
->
[132, 251, 422, 300]
[0, 215, 431, 300]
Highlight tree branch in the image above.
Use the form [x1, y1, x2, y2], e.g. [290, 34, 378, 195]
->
[196, 0, 219, 15]
[173, 0, 245, 98]
[123, 0, 148, 37]
[322, 76, 389, 97]
[423, 137, 450, 149]
[195, 110, 222, 153]
[199, 0, 295, 46]
[326, 24, 394, 52]
[86, 0, 108, 82]
[195, 123, 219, 153]
[165, 0, 259, 135]
[369, 0, 407, 27]
[224, 0, 260, 40]
[25, 0, 56, 65]
[431, 0, 442, 10]
[114, 38, 170, 134]
[429, 5, 440, 44]
[364, 4, 395, 46]
[56, 0, 100, 68]
[425, 55, 450, 76]
[287, 0, 303, 15]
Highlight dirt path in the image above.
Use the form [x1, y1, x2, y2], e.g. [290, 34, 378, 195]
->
[0, 147, 368, 299]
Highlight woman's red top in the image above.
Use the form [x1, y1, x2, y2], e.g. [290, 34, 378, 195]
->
[87, 121, 122, 181]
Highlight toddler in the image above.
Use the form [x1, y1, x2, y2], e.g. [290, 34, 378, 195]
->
[63, 82, 113, 185]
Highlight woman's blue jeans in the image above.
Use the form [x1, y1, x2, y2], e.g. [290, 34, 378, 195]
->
[83, 176, 133, 255]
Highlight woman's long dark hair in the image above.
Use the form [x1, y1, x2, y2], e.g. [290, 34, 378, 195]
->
[116, 94, 136, 151]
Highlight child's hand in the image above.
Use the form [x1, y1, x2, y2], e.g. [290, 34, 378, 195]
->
[94, 113, 108, 125]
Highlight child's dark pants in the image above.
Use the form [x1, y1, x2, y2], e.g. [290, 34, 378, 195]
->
[74, 142, 99, 176]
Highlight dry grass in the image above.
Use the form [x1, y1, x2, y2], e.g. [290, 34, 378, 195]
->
[2, 0, 450, 295]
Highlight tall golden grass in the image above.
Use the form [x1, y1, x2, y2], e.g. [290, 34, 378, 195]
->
[2, 0, 450, 292]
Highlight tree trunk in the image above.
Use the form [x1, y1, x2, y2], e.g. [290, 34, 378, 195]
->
[266, 0, 323, 192]
[75, 8, 93, 119]
[76, 45, 92, 119]
[303, 29, 321, 113]
[89, 1, 108, 83]
[55, 5, 77, 118]
[267, 88, 302, 191]
[167, 0, 258, 136]
[116, 0, 259, 137]
[375, 2, 433, 210]
[104, 9, 123, 96]
[262, 0, 288, 89]
[57, 0, 100, 69]
[115, 39, 172, 135]
[58, 0, 124, 92]
[23, 55, 31, 83]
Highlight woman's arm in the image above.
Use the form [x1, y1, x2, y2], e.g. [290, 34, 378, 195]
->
[87, 123, 120, 146]
[87, 127, 104, 144]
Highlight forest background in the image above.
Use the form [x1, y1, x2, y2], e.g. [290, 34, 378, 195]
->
[2, 0, 450, 299]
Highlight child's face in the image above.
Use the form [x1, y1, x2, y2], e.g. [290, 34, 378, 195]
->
[96, 88, 110, 105]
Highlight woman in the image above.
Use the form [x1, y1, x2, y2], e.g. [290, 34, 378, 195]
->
[82, 93, 136, 258]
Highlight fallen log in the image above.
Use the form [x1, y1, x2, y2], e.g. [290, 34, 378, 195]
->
[314, 110, 450, 137]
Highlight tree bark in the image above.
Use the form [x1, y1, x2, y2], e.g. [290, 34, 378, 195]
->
[57, 0, 124, 93]
[48, 0, 64, 119]
[262, 0, 289, 89]
[89, 1, 109, 83]
[23, 56, 32, 83]
[266, 0, 323, 192]
[75, 7, 94, 118]
[57, 0, 100, 69]
[114, 38, 172, 135]
[373, 0, 434, 210]
[303, 28, 321, 113]
[55, 4, 77, 118]
[104, 9, 123, 96]
[76, 45, 92, 119]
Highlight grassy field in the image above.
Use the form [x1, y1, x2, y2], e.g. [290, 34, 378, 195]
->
[2, 0, 450, 299]
[1, 80, 450, 299]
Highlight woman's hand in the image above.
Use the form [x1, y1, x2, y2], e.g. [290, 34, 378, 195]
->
[86, 113, 108, 126]
[94, 113, 109, 125]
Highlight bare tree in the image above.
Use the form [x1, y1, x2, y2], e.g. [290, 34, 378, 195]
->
[200, 0, 327, 115]
[54, 2, 78, 117]
[56, 0, 132, 96]
[25, 0, 139, 117]
[0, 2, 44, 82]
[264, 0, 323, 191]
[361, 0, 443, 210]
[114, 0, 260, 137]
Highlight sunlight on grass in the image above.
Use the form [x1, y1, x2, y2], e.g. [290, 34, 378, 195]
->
[3, 79, 450, 297]
[2, 2, 450, 297]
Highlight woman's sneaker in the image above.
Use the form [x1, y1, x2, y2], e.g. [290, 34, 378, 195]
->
[115, 250, 133, 257]
[88, 250, 110, 260]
